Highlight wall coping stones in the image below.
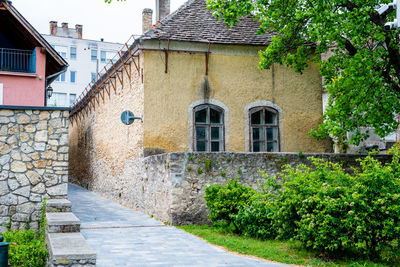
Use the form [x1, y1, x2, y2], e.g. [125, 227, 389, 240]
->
[47, 232, 97, 261]
[0, 105, 70, 111]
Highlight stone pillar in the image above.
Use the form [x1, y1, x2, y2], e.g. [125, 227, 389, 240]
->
[50, 21, 57, 36]
[142, 9, 153, 34]
[156, 0, 170, 22]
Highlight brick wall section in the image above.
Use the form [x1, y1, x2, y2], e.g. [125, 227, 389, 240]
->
[0, 107, 69, 232]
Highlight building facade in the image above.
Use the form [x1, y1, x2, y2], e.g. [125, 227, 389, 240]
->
[68, 0, 332, 223]
[42, 22, 123, 107]
[0, 0, 67, 107]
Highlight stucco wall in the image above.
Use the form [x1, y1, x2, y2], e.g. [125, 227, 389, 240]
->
[143, 43, 331, 153]
[0, 47, 47, 106]
[0, 107, 69, 232]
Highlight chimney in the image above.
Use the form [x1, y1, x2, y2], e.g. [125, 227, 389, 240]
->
[142, 8, 153, 34]
[156, 0, 170, 22]
[75, 24, 83, 39]
[61, 22, 68, 29]
[50, 21, 57, 36]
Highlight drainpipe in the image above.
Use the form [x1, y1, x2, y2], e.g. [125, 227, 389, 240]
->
[44, 65, 68, 106]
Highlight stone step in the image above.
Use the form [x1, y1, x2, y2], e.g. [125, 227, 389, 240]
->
[46, 199, 72, 212]
[47, 232, 96, 267]
[46, 212, 80, 233]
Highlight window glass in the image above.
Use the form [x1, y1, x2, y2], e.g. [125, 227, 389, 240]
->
[194, 105, 224, 152]
[251, 110, 262, 125]
[196, 127, 207, 140]
[70, 71, 76, 83]
[48, 92, 67, 107]
[211, 127, 220, 140]
[91, 73, 96, 84]
[265, 110, 277, 125]
[69, 94, 76, 106]
[196, 141, 206, 152]
[210, 108, 222, 123]
[100, 51, 107, 63]
[195, 108, 207, 123]
[70, 47, 77, 60]
[91, 49, 97, 61]
[252, 128, 262, 141]
[56, 72, 66, 82]
[211, 142, 220, 152]
[250, 107, 279, 152]
[53, 45, 67, 59]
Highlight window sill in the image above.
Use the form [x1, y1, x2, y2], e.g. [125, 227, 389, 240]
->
[0, 71, 37, 78]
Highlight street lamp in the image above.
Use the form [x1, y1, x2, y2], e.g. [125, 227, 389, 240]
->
[47, 85, 53, 99]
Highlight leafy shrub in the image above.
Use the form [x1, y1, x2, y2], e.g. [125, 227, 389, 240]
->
[2, 230, 48, 267]
[274, 156, 400, 259]
[234, 175, 280, 239]
[1, 199, 48, 267]
[205, 179, 255, 230]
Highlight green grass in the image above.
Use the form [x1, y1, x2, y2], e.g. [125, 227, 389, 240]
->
[178, 225, 390, 267]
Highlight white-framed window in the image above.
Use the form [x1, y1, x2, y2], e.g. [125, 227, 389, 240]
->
[48, 92, 67, 107]
[53, 45, 67, 59]
[100, 50, 117, 63]
[69, 94, 76, 106]
[70, 71, 76, 83]
[55, 72, 66, 82]
[70, 46, 77, 60]
[193, 104, 225, 152]
[0, 83, 3, 105]
[91, 48, 97, 61]
[249, 107, 279, 152]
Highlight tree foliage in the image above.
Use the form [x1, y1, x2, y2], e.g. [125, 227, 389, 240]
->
[207, 0, 400, 146]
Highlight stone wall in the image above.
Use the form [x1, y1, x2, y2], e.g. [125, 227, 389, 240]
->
[0, 107, 69, 232]
[71, 151, 392, 225]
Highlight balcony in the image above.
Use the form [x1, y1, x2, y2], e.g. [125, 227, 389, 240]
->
[0, 48, 36, 74]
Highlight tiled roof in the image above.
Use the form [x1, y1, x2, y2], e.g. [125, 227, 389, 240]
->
[141, 0, 274, 46]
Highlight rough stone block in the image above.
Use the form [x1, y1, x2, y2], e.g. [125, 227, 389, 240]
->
[13, 186, 31, 198]
[46, 212, 80, 233]
[47, 183, 67, 197]
[35, 130, 48, 142]
[47, 232, 96, 265]
[46, 199, 72, 212]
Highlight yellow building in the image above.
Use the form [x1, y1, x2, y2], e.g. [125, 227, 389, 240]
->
[69, 0, 331, 199]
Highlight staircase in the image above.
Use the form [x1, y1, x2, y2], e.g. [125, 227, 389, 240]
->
[46, 199, 96, 267]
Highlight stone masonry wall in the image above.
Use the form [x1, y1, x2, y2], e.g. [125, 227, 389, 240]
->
[0, 107, 69, 232]
[71, 150, 392, 225]
[163, 152, 392, 225]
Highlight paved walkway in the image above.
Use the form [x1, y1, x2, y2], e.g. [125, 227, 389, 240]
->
[68, 184, 290, 267]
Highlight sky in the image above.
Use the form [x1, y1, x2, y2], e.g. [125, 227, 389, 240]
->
[12, 0, 188, 44]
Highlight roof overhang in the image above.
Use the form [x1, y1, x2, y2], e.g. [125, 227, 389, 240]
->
[0, 0, 68, 82]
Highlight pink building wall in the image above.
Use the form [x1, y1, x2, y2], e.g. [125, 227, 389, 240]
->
[0, 47, 46, 106]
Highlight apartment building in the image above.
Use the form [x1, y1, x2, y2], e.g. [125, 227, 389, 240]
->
[42, 22, 123, 107]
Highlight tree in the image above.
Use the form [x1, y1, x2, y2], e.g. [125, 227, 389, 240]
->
[207, 0, 400, 150]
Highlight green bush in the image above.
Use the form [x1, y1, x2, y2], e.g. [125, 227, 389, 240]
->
[234, 175, 280, 239]
[205, 179, 255, 231]
[274, 156, 400, 259]
[1, 199, 48, 267]
[2, 230, 48, 267]
[234, 201, 276, 239]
